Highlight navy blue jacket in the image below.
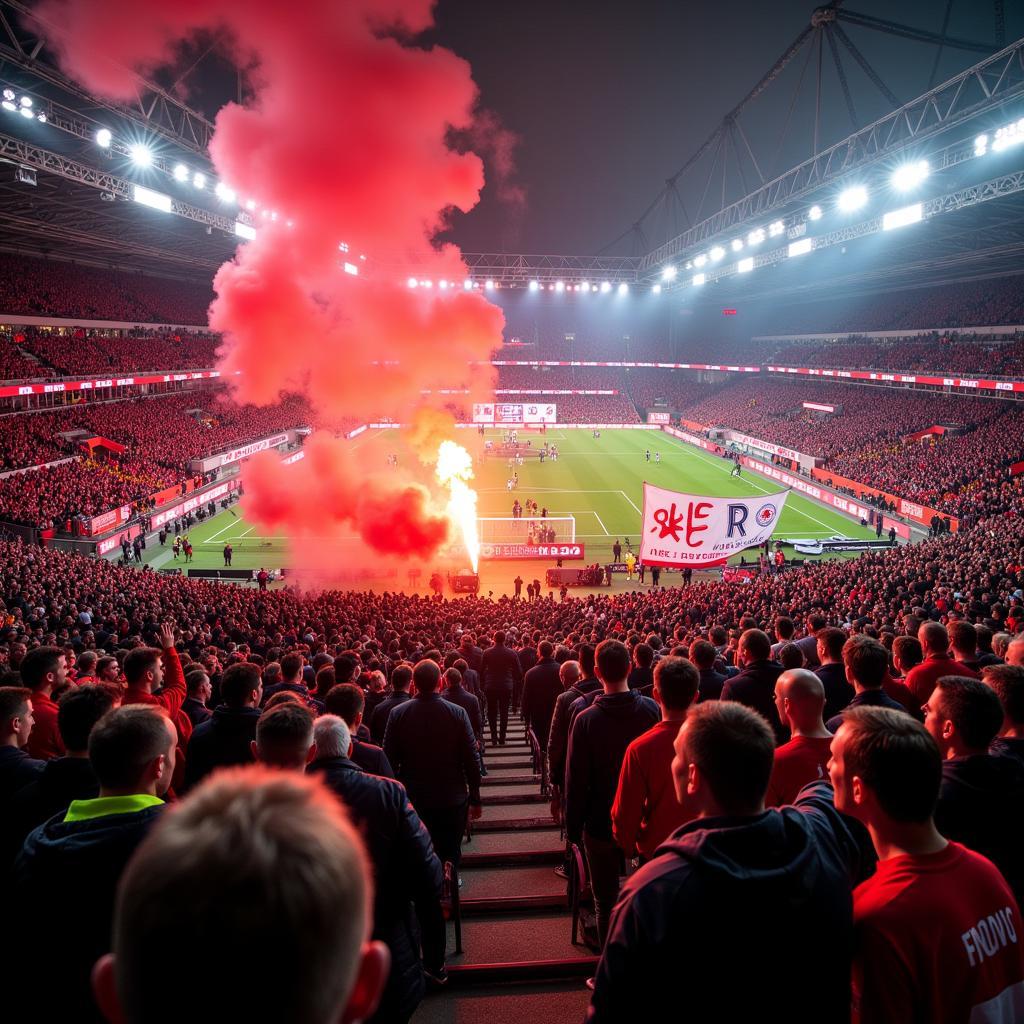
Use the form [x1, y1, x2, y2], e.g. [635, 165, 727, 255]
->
[370, 690, 412, 746]
[443, 684, 483, 742]
[825, 688, 907, 733]
[588, 781, 872, 1023]
[350, 739, 394, 779]
[384, 693, 481, 810]
[183, 705, 261, 791]
[181, 695, 212, 728]
[480, 642, 523, 693]
[8, 757, 98, 864]
[815, 663, 856, 722]
[697, 667, 727, 702]
[521, 658, 563, 750]
[565, 690, 660, 843]
[721, 660, 785, 739]
[548, 677, 601, 787]
[309, 755, 443, 1022]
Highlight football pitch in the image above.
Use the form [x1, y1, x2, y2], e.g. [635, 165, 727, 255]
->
[132, 427, 877, 586]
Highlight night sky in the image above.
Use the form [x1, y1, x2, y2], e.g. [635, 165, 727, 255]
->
[428, 0, 1021, 255]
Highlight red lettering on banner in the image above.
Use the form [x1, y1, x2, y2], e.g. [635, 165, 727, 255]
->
[687, 502, 712, 546]
[652, 504, 684, 542]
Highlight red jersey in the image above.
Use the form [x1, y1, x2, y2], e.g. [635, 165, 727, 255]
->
[611, 720, 689, 858]
[853, 842, 1024, 1024]
[765, 735, 833, 807]
[25, 690, 64, 760]
[905, 655, 978, 704]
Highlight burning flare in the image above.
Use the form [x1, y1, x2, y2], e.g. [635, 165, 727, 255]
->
[436, 440, 480, 573]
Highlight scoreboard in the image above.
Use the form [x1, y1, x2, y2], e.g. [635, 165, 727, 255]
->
[473, 402, 557, 424]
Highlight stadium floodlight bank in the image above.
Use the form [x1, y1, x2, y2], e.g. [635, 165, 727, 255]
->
[477, 516, 576, 545]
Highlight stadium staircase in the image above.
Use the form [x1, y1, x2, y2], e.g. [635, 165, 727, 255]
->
[413, 716, 596, 1022]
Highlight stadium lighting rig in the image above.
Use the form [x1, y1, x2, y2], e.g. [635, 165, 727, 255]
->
[2, 89, 46, 123]
[837, 186, 869, 213]
[891, 160, 929, 191]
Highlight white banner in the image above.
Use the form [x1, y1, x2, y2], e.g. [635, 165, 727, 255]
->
[640, 481, 790, 567]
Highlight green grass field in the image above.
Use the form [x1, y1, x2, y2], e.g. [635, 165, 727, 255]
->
[128, 428, 876, 589]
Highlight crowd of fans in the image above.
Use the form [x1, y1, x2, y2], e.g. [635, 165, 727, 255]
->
[1, 500, 1024, 1019]
[494, 365, 625, 390]
[0, 255, 212, 324]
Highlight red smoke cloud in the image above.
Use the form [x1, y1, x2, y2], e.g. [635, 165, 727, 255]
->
[35, 0, 508, 579]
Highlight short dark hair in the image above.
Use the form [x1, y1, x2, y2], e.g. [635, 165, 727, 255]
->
[842, 637, 887, 689]
[89, 705, 173, 790]
[935, 676, 1004, 752]
[19, 646, 64, 690]
[413, 659, 441, 694]
[537, 640, 554, 660]
[684, 702, 774, 815]
[948, 621, 977, 653]
[280, 653, 304, 681]
[689, 639, 716, 670]
[579, 644, 595, 677]
[739, 628, 772, 662]
[494, 631, 506, 646]
[185, 668, 209, 697]
[779, 643, 805, 670]
[324, 684, 365, 726]
[841, 706, 940, 822]
[807, 614, 827, 633]
[333, 654, 359, 684]
[595, 639, 630, 685]
[653, 657, 698, 711]
[221, 663, 263, 707]
[818, 628, 847, 662]
[392, 664, 413, 692]
[111, 770, 371, 1024]
[775, 616, 795, 639]
[314, 665, 336, 696]
[256, 703, 314, 764]
[444, 667, 462, 687]
[123, 647, 161, 686]
[633, 643, 654, 669]
[0, 685, 31, 723]
[982, 664, 1024, 726]
[893, 635, 923, 671]
[58, 684, 117, 752]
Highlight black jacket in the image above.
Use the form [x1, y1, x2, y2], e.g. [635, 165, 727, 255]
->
[588, 781, 871, 1023]
[825, 688, 907, 733]
[565, 690, 660, 843]
[992, 735, 1024, 769]
[0, 745, 44, 803]
[8, 757, 98, 864]
[521, 658, 563, 750]
[480, 642, 523, 693]
[15, 802, 164, 1022]
[815, 663, 856, 722]
[183, 705, 261, 791]
[548, 677, 601, 787]
[384, 693, 481, 810]
[721, 660, 785, 739]
[370, 691, 412, 746]
[697, 667, 727, 702]
[443, 684, 482, 742]
[935, 753, 1024, 905]
[309, 755, 443, 1023]
[350, 739, 395, 778]
[181, 695, 212, 728]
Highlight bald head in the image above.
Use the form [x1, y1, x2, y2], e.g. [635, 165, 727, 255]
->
[919, 621, 949, 658]
[1007, 635, 1024, 669]
[774, 668, 826, 734]
[559, 660, 581, 688]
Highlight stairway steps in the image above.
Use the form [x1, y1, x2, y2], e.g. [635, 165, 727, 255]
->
[461, 830, 564, 865]
[445, 914, 594, 968]
[460, 864, 567, 902]
[481, 773, 539, 786]
[413, 979, 592, 1022]
[480, 801, 553, 821]
[474, 817, 558, 833]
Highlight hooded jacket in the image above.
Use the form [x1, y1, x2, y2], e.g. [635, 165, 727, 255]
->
[9, 756, 98, 862]
[182, 704, 261, 791]
[565, 690, 660, 843]
[588, 780, 871, 1023]
[935, 752, 1024, 905]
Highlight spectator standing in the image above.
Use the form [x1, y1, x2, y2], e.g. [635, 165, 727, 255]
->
[721, 628, 785, 740]
[480, 630, 522, 746]
[767, 669, 835, 806]
[181, 669, 212, 727]
[689, 639, 727, 701]
[904, 622, 978, 704]
[984, 664, 1024, 767]
[0, 686, 44, 807]
[521, 641, 563, 751]
[825, 638, 907, 733]
[20, 645, 67, 760]
[814, 627, 856, 722]
[324, 683, 394, 778]
[370, 662, 413, 745]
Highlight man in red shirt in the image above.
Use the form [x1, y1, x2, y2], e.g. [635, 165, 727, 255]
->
[612, 656, 697, 860]
[19, 646, 67, 760]
[904, 622, 978, 705]
[766, 669, 833, 806]
[830, 706, 1024, 1023]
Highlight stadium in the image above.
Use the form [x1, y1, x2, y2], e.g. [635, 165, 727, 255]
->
[2, 1, 1024, 1021]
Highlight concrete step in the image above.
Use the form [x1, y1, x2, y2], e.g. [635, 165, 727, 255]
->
[445, 913, 593, 968]
[412, 980, 592, 1023]
[462, 831, 564, 866]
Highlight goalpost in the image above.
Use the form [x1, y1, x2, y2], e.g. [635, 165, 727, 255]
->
[476, 515, 576, 545]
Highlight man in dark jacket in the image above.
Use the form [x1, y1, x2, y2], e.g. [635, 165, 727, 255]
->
[183, 662, 263, 791]
[260, 652, 323, 713]
[588, 702, 870, 1023]
[181, 669, 213, 727]
[521, 641, 563, 752]
[825, 638, 907, 733]
[516, 631, 539, 711]
[548, 646, 597, 791]
[0, 686, 44, 805]
[565, 639, 660, 945]
[984, 664, 1024, 767]
[15, 706, 176, 1023]
[370, 663, 413, 746]
[384, 659, 482, 867]
[689, 639, 727, 701]
[310, 715, 445, 1020]
[325, 683, 394, 778]
[721, 629, 785, 739]
[480, 631, 522, 746]
[814, 628, 856, 722]
[925, 675, 1024, 904]
[442, 667, 483, 745]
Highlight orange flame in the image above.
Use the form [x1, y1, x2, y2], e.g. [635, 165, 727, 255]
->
[435, 439, 480, 573]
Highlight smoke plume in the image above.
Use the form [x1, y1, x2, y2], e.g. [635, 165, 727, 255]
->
[34, 0, 508, 579]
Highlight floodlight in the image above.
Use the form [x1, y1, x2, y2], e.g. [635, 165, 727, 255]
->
[172, 163, 188, 182]
[529, 280, 539, 292]
[1, 89, 13, 101]
[710, 246, 725, 261]
[807, 205, 823, 221]
[439, 280, 448, 290]
[19, 106, 33, 119]
[408, 277, 419, 288]
[18, 96, 31, 108]
[993, 118, 1024, 153]
[555, 281, 565, 292]
[96, 128, 112, 148]
[652, 284, 662, 294]
[618, 282, 629, 295]
[891, 160, 929, 191]
[421, 280, 433, 288]
[661, 265, 677, 280]
[133, 184, 171, 212]
[192, 172, 206, 189]
[463, 279, 474, 290]
[731, 239, 743, 252]
[788, 238, 813, 257]
[235, 221, 257, 240]
[737, 257, 754, 273]
[343, 262, 358, 276]
[245, 198, 257, 211]
[694, 254, 707, 268]
[215, 182, 236, 203]
[36, 112, 46, 124]
[685, 261, 693, 270]
[747, 228, 765, 246]
[484, 280, 495, 290]
[768, 220, 785, 237]
[1, 100, 15, 112]
[599, 281, 611, 293]
[882, 203, 922, 231]
[837, 186, 867, 212]
[129, 143, 153, 167]
[692, 273, 706, 286]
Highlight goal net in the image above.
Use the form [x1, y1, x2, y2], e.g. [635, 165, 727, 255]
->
[477, 515, 576, 545]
